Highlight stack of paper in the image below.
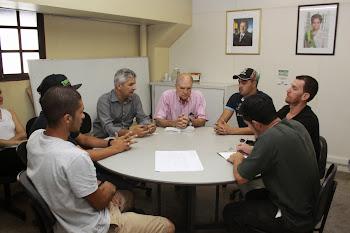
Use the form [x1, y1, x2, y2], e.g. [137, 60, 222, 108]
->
[155, 150, 204, 172]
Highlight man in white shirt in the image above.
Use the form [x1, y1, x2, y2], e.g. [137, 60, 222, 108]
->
[27, 86, 175, 233]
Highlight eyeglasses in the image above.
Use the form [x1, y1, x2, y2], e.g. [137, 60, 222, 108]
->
[240, 138, 255, 146]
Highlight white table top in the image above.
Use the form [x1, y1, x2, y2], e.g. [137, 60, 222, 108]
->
[97, 127, 253, 186]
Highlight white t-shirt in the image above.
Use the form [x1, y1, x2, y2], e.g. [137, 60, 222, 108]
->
[0, 107, 15, 140]
[27, 129, 110, 233]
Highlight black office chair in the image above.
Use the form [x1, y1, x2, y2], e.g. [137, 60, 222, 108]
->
[80, 111, 92, 134]
[312, 164, 337, 233]
[17, 141, 28, 168]
[0, 148, 26, 220]
[318, 136, 328, 179]
[26, 116, 38, 137]
[17, 170, 56, 233]
[246, 164, 338, 233]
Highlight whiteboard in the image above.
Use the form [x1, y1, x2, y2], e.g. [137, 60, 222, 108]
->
[28, 57, 151, 123]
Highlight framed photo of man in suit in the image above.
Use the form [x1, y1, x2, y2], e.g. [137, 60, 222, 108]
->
[226, 9, 261, 55]
[296, 3, 339, 55]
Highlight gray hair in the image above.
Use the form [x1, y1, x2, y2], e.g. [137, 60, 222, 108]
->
[114, 68, 137, 87]
[176, 73, 193, 85]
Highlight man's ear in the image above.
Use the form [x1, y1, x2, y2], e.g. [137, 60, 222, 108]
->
[116, 82, 122, 90]
[63, 114, 71, 124]
[302, 92, 310, 102]
[251, 120, 261, 132]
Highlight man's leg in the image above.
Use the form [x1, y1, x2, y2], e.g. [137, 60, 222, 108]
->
[223, 196, 293, 233]
[108, 203, 174, 233]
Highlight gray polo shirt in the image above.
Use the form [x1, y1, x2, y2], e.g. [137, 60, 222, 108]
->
[93, 89, 151, 138]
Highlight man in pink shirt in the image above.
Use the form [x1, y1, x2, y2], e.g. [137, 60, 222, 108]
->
[153, 73, 208, 129]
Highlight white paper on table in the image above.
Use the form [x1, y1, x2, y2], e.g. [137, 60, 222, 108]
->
[218, 151, 247, 160]
[164, 126, 195, 133]
[155, 150, 204, 172]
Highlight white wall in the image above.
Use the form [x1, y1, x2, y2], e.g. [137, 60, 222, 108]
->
[169, 0, 350, 163]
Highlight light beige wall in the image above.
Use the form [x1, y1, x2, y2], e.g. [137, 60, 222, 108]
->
[169, 0, 350, 161]
[0, 80, 35, 130]
[2, 0, 192, 25]
[45, 15, 139, 59]
[3, 14, 141, 127]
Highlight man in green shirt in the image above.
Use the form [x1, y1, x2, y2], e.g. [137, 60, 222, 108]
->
[223, 94, 320, 233]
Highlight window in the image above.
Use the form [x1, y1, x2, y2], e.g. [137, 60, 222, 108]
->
[0, 8, 45, 81]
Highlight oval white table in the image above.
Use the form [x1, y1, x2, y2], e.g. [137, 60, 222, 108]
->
[97, 127, 253, 232]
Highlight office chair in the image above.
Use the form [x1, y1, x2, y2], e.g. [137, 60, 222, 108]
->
[246, 164, 338, 233]
[17, 170, 56, 233]
[80, 111, 92, 134]
[313, 163, 337, 233]
[318, 136, 328, 179]
[26, 116, 38, 137]
[17, 141, 28, 168]
[0, 148, 26, 220]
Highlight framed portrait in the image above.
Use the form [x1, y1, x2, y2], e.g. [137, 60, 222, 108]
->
[226, 9, 261, 55]
[296, 3, 339, 55]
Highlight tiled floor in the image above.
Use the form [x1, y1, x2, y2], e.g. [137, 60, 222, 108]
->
[1, 171, 350, 233]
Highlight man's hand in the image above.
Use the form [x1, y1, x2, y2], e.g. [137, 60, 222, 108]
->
[110, 132, 138, 153]
[236, 143, 253, 155]
[132, 125, 150, 138]
[176, 113, 190, 129]
[227, 152, 244, 164]
[99, 181, 116, 195]
[111, 192, 122, 209]
[214, 118, 228, 135]
[145, 123, 157, 134]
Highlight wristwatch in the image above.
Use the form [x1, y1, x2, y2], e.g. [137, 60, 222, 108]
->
[107, 139, 113, 147]
[189, 119, 192, 126]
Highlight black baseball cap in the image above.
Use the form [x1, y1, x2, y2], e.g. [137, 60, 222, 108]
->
[233, 68, 260, 83]
[37, 74, 82, 96]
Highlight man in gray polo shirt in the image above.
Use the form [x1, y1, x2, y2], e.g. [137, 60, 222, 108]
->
[93, 68, 157, 138]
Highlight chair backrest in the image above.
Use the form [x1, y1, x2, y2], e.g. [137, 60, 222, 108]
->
[318, 136, 328, 179]
[80, 111, 92, 134]
[16, 141, 28, 167]
[313, 164, 337, 231]
[26, 117, 38, 137]
[17, 170, 56, 231]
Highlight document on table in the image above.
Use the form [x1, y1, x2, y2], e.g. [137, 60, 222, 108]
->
[218, 151, 247, 160]
[155, 150, 204, 172]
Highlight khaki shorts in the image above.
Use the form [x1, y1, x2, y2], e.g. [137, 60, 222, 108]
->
[108, 191, 170, 233]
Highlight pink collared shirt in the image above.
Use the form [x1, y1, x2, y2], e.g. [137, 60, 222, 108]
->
[153, 89, 208, 120]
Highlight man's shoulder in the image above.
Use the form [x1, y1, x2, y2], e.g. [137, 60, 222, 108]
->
[98, 90, 114, 101]
[229, 92, 242, 99]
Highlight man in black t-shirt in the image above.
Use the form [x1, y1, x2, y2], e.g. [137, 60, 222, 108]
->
[214, 68, 269, 135]
[277, 75, 320, 158]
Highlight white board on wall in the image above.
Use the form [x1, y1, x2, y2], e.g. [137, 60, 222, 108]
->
[28, 57, 151, 123]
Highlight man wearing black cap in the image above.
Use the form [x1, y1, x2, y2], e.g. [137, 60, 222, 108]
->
[30, 74, 137, 189]
[214, 68, 268, 135]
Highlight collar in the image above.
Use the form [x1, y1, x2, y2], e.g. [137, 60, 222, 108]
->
[111, 89, 132, 103]
[176, 92, 190, 104]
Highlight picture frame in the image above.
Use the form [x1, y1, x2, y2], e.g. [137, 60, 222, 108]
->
[296, 3, 339, 55]
[226, 9, 261, 55]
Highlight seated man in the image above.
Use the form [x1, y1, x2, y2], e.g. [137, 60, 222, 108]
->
[277, 75, 320, 158]
[153, 73, 208, 129]
[27, 86, 175, 233]
[30, 74, 135, 189]
[223, 94, 320, 233]
[214, 68, 267, 135]
[93, 68, 156, 138]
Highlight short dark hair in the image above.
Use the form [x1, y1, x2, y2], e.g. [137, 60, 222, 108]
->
[239, 94, 277, 125]
[296, 75, 319, 102]
[311, 14, 323, 23]
[41, 86, 82, 127]
[240, 20, 248, 27]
